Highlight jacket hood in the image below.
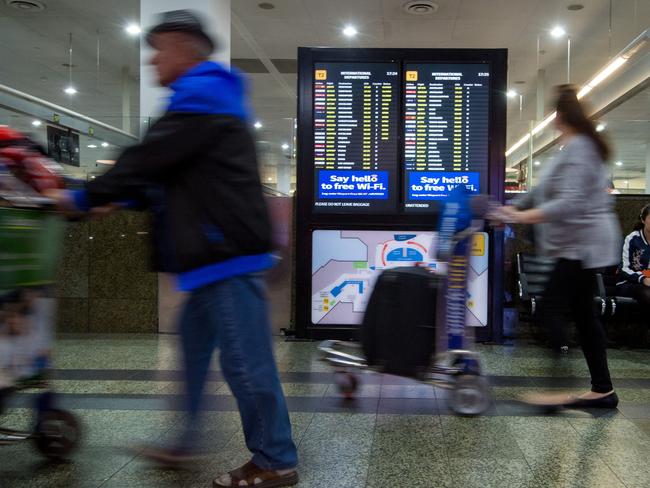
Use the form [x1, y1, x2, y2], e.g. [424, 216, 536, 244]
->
[168, 61, 250, 121]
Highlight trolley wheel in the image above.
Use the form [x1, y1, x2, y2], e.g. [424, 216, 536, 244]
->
[448, 375, 490, 416]
[32, 409, 81, 460]
[334, 372, 359, 400]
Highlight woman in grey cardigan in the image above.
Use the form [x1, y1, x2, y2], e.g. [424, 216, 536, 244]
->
[505, 85, 621, 409]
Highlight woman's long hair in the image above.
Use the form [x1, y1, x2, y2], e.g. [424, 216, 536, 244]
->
[555, 84, 610, 161]
[633, 203, 650, 231]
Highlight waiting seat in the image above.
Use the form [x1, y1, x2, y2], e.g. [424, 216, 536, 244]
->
[516, 253, 607, 319]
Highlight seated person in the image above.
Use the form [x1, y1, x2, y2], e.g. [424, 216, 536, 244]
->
[617, 203, 650, 305]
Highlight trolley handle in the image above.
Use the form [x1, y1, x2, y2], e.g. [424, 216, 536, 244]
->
[0, 192, 55, 210]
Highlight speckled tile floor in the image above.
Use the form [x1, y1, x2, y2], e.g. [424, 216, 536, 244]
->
[1, 334, 649, 488]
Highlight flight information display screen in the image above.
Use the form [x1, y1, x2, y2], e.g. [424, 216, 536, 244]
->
[313, 62, 399, 213]
[403, 63, 489, 211]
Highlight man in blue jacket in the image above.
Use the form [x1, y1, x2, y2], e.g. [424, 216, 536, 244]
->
[50, 10, 298, 488]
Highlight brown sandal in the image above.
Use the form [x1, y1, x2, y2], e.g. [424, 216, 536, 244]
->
[213, 460, 299, 487]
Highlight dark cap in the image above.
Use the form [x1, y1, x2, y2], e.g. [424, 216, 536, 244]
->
[146, 9, 215, 53]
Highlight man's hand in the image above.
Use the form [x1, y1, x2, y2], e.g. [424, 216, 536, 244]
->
[642, 277, 650, 287]
[42, 189, 76, 213]
[90, 202, 123, 219]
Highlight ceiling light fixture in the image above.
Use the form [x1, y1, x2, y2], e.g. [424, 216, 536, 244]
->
[258, 2, 275, 9]
[550, 26, 566, 38]
[101, 142, 109, 147]
[254, 121, 263, 129]
[31, 120, 42, 127]
[615, 161, 623, 166]
[534, 161, 540, 166]
[506, 90, 518, 98]
[87, 144, 97, 148]
[343, 25, 358, 38]
[596, 123, 606, 132]
[281, 143, 290, 150]
[567, 4, 584, 11]
[125, 23, 141, 36]
[506, 29, 649, 159]
[64, 32, 77, 96]
[577, 56, 627, 97]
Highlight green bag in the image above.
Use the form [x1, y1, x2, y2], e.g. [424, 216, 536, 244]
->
[0, 208, 64, 291]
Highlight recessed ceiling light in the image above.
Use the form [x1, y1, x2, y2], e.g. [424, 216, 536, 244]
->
[534, 161, 540, 166]
[567, 4, 584, 11]
[87, 144, 98, 148]
[31, 120, 42, 127]
[64, 85, 77, 95]
[596, 123, 606, 132]
[258, 2, 275, 9]
[267, 177, 273, 181]
[506, 90, 518, 98]
[281, 143, 290, 150]
[254, 121, 263, 129]
[101, 142, 109, 147]
[343, 25, 358, 37]
[615, 161, 623, 166]
[550, 26, 566, 38]
[125, 23, 141, 36]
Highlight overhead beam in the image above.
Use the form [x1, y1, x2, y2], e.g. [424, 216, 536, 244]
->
[231, 12, 296, 100]
[0, 83, 137, 147]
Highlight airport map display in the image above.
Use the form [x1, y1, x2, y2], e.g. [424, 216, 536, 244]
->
[311, 230, 488, 326]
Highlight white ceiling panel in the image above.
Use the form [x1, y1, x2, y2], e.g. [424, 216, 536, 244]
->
[382, 19, 456, 46]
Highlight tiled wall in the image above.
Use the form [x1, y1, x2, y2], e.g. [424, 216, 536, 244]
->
[56, 211, 158, 333]
[56, 196, 649, 334]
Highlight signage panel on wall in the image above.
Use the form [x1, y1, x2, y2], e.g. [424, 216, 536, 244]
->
[403, 63, 489, 211]
[312, 62, 400, 213]
[311, 230, 489, 327]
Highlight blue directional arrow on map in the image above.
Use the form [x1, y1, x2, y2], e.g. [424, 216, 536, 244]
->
[330, 280, 364, 298]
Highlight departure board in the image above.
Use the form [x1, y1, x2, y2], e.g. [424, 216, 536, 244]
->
[403, 63, 489, 211]
[313, 62, 399, 213]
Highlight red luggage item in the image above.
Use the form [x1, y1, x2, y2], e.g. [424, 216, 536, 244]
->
[0, 126, 65, 193]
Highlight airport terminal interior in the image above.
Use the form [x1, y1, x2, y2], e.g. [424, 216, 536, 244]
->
[0, 0, 649, 487]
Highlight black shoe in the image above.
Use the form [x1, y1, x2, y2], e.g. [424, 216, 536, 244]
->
[564, 391, 619, 409]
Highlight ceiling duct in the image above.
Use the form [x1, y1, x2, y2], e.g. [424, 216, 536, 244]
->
[402, 1, 438, 16]
[5, 0, 46, 12]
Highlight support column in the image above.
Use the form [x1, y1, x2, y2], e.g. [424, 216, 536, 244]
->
[140, 0, 231, 333]
[140, 0, 231, 127]
[121, 66, 131, 134]
[536, 69, 545, 122]
[277, 163, 291, 195]
[645, 142, 650, 194]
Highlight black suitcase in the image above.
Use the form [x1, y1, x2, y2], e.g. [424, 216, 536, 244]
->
[361, 266, 439, 378]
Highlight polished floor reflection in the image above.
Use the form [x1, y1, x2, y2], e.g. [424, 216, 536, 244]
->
[1, 335, 649, 487]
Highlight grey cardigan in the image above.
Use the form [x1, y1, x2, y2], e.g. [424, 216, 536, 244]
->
[514, 134, 621, 269]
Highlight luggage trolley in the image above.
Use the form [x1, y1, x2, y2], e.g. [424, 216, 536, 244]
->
[0, 192, 82, 460]
[319, 190, 493, 416]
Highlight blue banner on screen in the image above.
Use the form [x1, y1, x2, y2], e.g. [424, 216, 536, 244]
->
[318, 170, 389, 200]
[408, 172, 480, 200]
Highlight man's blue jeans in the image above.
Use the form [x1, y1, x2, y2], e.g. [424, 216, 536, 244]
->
[178, 273, 297, 470]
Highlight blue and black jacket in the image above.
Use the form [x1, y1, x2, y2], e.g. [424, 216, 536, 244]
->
[77, 61, 273, 290]
[617, 229, 650, 285]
